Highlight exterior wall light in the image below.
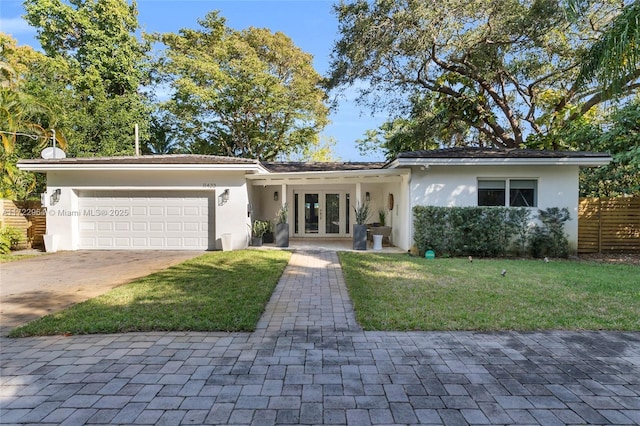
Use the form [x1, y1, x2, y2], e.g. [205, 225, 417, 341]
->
[365, 191, 370, 202]
[218, 189, 230, 206]
[50, 189, 61, 206]
[274, 191, 279, 201]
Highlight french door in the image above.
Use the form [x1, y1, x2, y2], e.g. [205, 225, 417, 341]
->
[294, 191, 351, 237]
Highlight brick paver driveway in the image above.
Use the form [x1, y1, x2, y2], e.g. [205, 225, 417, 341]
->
[1, 250, 639, 425]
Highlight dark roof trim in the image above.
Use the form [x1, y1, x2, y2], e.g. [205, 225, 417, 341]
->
[395, 147, 610, 159]
[262, 161, 385, 173]
[18, 154, 259, 165]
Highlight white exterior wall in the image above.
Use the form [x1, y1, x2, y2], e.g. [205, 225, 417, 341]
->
[409, 165, 580, 252]
[44, 170, 251, 251]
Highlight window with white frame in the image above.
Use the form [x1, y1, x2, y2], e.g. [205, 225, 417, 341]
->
[478, 179, 537, 207]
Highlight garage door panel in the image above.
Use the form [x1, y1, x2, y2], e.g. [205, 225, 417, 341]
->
[166, 222, 181, 232]
[97, 222, 113, 232]
[149, 223, 164, 232]
[79, 191, 212, 250]
[115, 223, 130, 232]
[132, 206, 147, 216]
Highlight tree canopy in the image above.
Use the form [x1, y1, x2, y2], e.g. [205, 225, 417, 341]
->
[329, 0, 635, 150]
[153, 11, 329, 161]
[23, 0, 151, 157]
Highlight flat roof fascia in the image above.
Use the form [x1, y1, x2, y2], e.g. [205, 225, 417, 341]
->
[17, 161, 265, 173]
[246, 167, 410, 184]
[387, 157, 612, 168]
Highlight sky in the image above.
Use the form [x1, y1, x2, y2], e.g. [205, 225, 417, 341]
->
[0, 0, 387, 162]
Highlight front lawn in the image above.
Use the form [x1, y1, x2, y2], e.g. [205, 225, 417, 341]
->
[340, 252, 640, 331]
[9, 250, 291, 337]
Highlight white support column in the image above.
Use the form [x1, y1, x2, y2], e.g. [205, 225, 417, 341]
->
[355, 182, 362, 205]
[280, 183, 287, 207]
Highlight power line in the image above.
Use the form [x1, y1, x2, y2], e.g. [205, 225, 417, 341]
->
[0, 130, 47, 141]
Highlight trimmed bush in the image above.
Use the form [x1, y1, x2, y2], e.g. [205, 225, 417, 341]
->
[413, 206, 570, 258]
[413, 206, 530, 257]
[528, 207, 571, 258]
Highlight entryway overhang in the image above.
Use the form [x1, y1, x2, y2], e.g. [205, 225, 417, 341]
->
[246, 168, 410, 186]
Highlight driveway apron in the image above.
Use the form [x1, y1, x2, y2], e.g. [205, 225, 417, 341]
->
[1, 249, 640, 425]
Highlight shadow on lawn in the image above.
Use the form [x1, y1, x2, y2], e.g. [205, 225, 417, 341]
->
[7, 251, 291, 337]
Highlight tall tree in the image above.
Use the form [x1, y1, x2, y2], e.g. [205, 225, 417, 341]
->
[0, 34, 65, 198]
[154, 11, 329, 160]
[23, 0, 151, 156]
[578, 101, 640, 196]
[329, 0, 633, 150]
[573, 0, 640, 95]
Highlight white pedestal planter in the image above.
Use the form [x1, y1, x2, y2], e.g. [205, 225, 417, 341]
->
[221, 233, 233, 251]
[43, 235, 58, 253]
[373, 234, 383, 250]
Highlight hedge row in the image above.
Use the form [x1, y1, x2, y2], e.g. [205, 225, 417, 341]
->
[413, 206, 570, 258]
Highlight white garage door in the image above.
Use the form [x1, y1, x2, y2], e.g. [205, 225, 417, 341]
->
[78, 191, 213, 250]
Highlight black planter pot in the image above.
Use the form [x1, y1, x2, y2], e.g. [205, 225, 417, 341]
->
[251, 237, 263, 247]
[275, 223, 289, 247]
[353, 224, 368, 250]
[263, 231, 274, 244]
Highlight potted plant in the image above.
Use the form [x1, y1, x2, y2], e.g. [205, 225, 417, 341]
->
[370, 209, 392, 246]
[352, 201, 370, 250]
[263, 221, 274, 244]
[251, 220, 269, 246]
[275, 203, 289, 247]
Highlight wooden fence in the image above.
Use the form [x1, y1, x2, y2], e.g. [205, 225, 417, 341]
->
[578, 197, 640, 253]
[1, 199, 47, 249]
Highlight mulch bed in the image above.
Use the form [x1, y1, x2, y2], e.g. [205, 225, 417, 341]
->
[578, 253, 640, 266]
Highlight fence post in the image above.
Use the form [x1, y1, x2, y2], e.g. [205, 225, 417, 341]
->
[597, 197, 602, 253]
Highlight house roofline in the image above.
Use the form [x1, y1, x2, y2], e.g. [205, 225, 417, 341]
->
[386, 156, 612, 168]
[18, 154, 267, 173]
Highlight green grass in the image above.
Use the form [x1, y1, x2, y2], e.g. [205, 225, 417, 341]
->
[339, 252, 640, 331]
[9, 250, 291, 337]
[0, 253, 41, 263]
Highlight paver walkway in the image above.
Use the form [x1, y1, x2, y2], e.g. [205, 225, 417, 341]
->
[1, 250, 640, 425]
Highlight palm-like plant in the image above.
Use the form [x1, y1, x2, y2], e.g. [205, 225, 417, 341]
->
[573, 1, 640, 95]
[0, 61, 66, 154]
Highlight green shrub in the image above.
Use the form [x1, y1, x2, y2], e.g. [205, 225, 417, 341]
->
[528, 207, 571, 258]
[413, 206, 530, 257]
[413, 206, 571, 258]
[0, 226, 24, 254]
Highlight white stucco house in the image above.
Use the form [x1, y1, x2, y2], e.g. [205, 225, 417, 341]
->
[18, 147, 611, 253]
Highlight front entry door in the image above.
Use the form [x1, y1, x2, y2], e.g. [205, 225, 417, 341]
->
[296, 191, 350, 237]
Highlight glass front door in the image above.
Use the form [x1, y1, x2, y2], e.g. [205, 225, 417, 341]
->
[296, 191, 350, 237]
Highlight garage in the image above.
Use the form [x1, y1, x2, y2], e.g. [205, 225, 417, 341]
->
[78, 190, 214, 250]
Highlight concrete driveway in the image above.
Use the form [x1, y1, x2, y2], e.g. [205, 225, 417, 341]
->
[0, 250, 205, 334]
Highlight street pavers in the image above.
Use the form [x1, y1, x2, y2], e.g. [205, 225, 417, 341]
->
[1, 250, 640, 425]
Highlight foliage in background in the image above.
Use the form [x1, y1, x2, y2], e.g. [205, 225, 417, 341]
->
[152, 11, 329, 160]
[0, 226, 24, 254]
[0, 35, 67, 199]
[142, 115, 180, 155]
[280, 136, 338, 162]
[357, 94, 470, 161]
[573, 0, 640, 96]
[579, 101, 640, 196]
[329, 0, 637, 159]
[23, 0, 151, 157]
